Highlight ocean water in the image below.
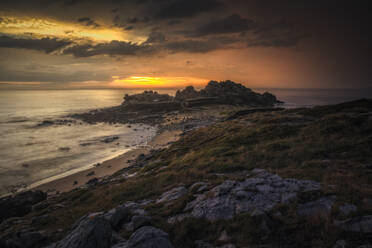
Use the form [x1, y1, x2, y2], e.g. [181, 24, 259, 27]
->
[0, 89, 175, 195]
[0, 88, 371, 195]
[254, 88, 372, 108]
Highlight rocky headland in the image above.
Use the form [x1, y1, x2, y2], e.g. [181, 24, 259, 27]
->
[1, 82, 372, 247]
[69, 80, 280, 126]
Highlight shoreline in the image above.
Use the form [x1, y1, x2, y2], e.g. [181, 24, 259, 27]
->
[23, 129, 181, 195]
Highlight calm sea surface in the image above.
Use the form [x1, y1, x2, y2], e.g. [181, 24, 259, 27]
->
[0, 88, 371, 195]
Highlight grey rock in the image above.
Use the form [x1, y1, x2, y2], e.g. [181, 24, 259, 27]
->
[131, 215, 152, 231]
[122, 202, 147, 216]
[297, 196, 336, 219]
[180, 170, 321, 221]
[217, 230, 230, 242]
[2, 230, 44, 248]
[337, 215, 372, 233]
[156, 186, 187, 204]
[333, 240, 347, 248]
[195, 240, 214, 248]
[0, 190, 47, 222]
[124, 226, 173, 248]
[189, 182, 209, 193]
[103, 205, 130, 230]
[53, 214, 112, 248]
[339, 203, 357, 217]
[31, 214, 50, 225]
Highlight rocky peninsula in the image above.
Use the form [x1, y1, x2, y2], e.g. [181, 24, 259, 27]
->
[1, 81, 371, 248]
[70, 80, 280, 125]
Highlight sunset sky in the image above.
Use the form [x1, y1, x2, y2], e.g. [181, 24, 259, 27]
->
[0, 0, 370, 89]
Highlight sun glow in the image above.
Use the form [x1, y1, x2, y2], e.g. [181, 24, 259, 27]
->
[0, 16, 144, 43]
[110, 76, 208, 88]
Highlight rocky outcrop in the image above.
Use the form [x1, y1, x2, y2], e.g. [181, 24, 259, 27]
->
[297, 196, 336, 220]
[49, 213, 112, 248]
[0, 229, 45, 248]
[123, 91, 173, 105]
[0, 190, 47, 222]
[175, 86, 201, 101]
[336, 215, 372, 233]
[114, 226, 174, 248]
[156, 186, 187, 204]
[169, 169, 321, 222]
[175, 80, 279, 106]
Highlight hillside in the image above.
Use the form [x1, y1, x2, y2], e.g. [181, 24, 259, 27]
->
[1, 99, 372, 248]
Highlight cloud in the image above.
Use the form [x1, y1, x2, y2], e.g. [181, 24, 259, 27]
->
[63, 40, 155, 57]
[163, 36, 237, 53]
[0, 66, 111, 83]
[187, 14, 256, 37]
[145, 32, 166, 44]
[77, 17, 100, 28]
[246, 21, 304, 48]
[151, 0, 223, 19]
[0, 35, 71, 53]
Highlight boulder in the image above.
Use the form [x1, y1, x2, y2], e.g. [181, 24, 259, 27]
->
[131, 215, 152, 231]
[0, 190, 47, 222]
[124, 226, 173, 248]
[339, 203, 357, 217]
[297, 196, 336, 220]
[1, 230, 45, 248]
[175, 86, 201, 101]
[156, 186, 187, 204]
[180, 170, 321, 221]
[336, 215, 372, 233]
[51, 214, 112, 248]
[333, 240, 347, 248]
[103, 205, 130, 230]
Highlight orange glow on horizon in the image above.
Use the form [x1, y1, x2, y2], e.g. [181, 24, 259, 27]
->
[110, 76, 209, 88]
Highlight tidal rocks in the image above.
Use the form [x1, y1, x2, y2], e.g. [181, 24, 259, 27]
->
[0, 190, 47, 222]
[175, 86, 201, 101]
[101, 136, 119, 143]
[123, 91, 173, 105]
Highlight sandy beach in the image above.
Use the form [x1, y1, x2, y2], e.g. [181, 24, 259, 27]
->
[32, 130, 181, 194]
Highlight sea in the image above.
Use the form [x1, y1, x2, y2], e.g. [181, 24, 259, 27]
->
[0, 88, 371, 196]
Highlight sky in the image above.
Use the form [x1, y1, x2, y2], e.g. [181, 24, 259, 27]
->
[0, 0, 370, 89]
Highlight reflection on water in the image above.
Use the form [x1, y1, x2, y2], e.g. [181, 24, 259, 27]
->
[0, 89, 177, 195]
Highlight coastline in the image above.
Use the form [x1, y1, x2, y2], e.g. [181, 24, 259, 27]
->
[28, 129, 181, 195]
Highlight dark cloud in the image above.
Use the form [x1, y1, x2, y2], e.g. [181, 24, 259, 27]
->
[163, 36, 237, 53]
[164, 40, 218, 53]
[0, 36, 71, 53]
[246, 20, 304, 48]
[151, 0, 223, 19]
[187, 14, 256, 37]
[63, 40, 155, 57]
[77, 17, 100, 28]
[145, 32, 166, 44]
